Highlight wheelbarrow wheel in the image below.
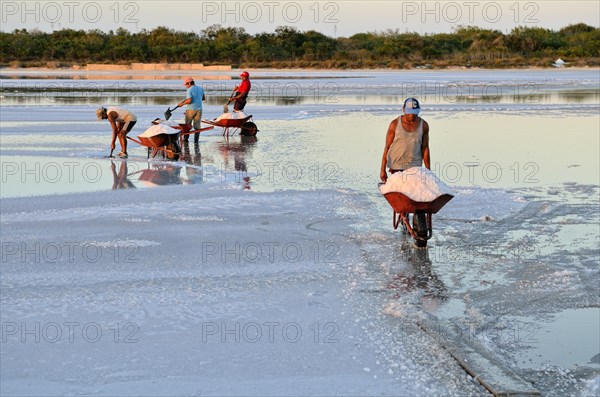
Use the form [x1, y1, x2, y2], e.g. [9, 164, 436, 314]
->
[241, 121, 258, 136]
[413, 211, 428, 248]
[165, 140, 180, 161]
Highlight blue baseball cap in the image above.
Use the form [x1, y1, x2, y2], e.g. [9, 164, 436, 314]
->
[403, 98, 420, 115]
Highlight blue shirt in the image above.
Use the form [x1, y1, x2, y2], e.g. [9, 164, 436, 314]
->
[186, 85, 204, 111]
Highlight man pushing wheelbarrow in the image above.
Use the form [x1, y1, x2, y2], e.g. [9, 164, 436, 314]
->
[379, 98, 453, 247]
[380, 98, 430, 181]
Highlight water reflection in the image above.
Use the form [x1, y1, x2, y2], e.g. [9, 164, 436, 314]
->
[180, 142, 204, 185]
[0, 94, 247, 106]
[216, 135, 258, 190]
[387, 240, 448, 312]
[110, 160, 136, 190]
[2, 78, 598, 106]
[3, 91, 598, 106]
[119, 135, 258, 190]
[131, 163, 183, 187]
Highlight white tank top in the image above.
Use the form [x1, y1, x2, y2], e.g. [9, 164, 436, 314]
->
[107, 107, 137, 122]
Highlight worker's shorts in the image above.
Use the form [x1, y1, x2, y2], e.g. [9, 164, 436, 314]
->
[121, 120, 136, 134]
[234, 98, 247, 111]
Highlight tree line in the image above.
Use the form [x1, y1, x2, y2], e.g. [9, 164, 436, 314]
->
[1, 24, 598, 69]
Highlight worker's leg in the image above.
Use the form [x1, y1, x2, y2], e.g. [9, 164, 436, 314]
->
[193, 110, 202, 143]
[118, 121, 136, 157]
[183, 110, 193, 142]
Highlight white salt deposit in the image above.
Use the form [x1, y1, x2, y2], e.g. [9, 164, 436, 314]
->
[2, 187, 486, 397]
[138, 124, 178, 138]
[214, 111, 248, 122]
[379, 167, 454, 202]
[155, 119, 180, 127]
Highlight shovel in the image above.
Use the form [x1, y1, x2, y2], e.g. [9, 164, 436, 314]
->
[223, 87, 237, 113]
[164, 104, 181, 121]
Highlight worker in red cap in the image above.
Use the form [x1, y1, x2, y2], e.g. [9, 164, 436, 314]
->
[229, 71, 251, 111]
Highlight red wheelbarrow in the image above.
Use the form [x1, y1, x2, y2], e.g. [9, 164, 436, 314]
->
[202, 115, 258, 137]
[127, 124, 182, 160]
[382, 191, 454, 248]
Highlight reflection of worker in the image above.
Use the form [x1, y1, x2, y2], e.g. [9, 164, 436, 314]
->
[218, 136, 257, 190]
[110, 160, 136, 189]
[229, 71, 251, 111]
[387, 242, 447, 311]
[380, 98, 430, 183]
[96, 106, 137, 158]
[181, 142, 204, 185]
[177, 77, 205, 144]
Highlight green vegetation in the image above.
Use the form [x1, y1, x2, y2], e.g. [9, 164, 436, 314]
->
[1, 24, 599, 69]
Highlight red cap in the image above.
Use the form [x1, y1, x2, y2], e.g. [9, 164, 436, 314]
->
[240, 71, 249, 78]
[183, 77, 194, 86]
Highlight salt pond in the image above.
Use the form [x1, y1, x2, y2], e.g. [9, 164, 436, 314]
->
[1, 69, 599, 396]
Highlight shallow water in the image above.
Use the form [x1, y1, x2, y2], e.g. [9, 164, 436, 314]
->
[507, 308, 600, 370]
[1, 108, 598, 198]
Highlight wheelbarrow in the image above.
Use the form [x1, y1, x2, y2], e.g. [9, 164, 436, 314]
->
[202, 115, 258, 136]
[127, 124, 182, 161]
[382, 191, 454, 248]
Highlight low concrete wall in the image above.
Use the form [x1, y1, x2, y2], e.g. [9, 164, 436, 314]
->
[85, 64, 130, 71]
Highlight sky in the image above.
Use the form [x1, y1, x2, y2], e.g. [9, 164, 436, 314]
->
[1, 0, 599, 36]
